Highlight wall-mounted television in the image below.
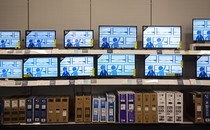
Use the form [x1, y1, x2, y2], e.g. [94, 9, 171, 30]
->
[97, 54, 135, 76]
[25, 30, 56, 48]
[99, 25, 137, 49]
[193, 19, 210, 43]
[24, 57, 58, 78]
[0, 59, 22, 79]
[196, 55, 210, 79]
[64, 30, 93, 48]
[60, 56, 94, 77]
[0, 30, 21, 49]
[142, 26, 182, 49]
[145, 54, 183, 77]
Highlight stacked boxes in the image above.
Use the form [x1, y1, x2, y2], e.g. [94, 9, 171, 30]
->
[34, 97, 47, 123]
[3, 98, 11, 123]
[106, 94, 116, 123]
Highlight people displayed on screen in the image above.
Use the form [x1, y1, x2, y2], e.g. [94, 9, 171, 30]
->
[74, 39, 81, 47]
[71, 67, 79, 76]
[155, 38, 164, 48]
[196, 30, 204, 41]
[147, 65, 155, 76]
[66, 39, 73, 47]
[28, 39, 35, 48]
[62, 67, 70, 76]
[1, 69, 9, 77]
[34, 68, 43, 77]
[110, 65, 119, 75]
[0, 40, 7, 48]
[111, 37, 120, 48]
[36, 39, 44, 48]
[100, 65, 108, 76]
[157, 65, 166, 76]
[145, 37, 154, 48]
[205, 30, 210, 40]
[199, 67, 208, 78]
[26, 68, 33, 77]
[101, 37, 110, 48]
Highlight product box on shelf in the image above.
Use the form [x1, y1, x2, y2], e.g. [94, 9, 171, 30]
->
[166, 91, 175, 123]
[26, 97, 34, 123]
[99, 96, 107, 122]
[106, 93, 115, 123]
[142, 92, 150, 123]
[135, 92, 143, 123]
[75, 96, 84, 123]
[92, 96, 100, 122]
[11, 98, 19, 123]
[47, 97, 55, 123]
[195, 92, 203, 123]
[203, 92, 210, 123]
[174, 92, 183, 123]
[34, 97, 41, 123]
[18, 98, 26, 123]
[40, 97, 47, 123]
[84, 95, 91, 123]
[150, 92, 158, 123]
[55, 96, 69, 123]
[155, 91, 166, 123]
[3, 98, 11, 124]
[127, 91, 135, 123]
[118, 91, 127, 123]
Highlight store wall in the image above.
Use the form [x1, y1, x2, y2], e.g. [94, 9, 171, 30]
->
[1, 0, 210, 49]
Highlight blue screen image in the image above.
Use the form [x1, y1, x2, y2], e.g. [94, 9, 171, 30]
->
[143, 26, 181, 48]
[64, 30, 93, 48]
[0, 59, 22, 79]
[145, 54, 182, 77]
[196, 56, 210, 78]
[60, 56, 94, 77]
[193, 19, 210, 41]
[26, 31, 56, 48]
[0, 31, 20, 48]
[99, 26, 137, 48]
[24, 57, 58, 78]
[97, 54, 135, 76]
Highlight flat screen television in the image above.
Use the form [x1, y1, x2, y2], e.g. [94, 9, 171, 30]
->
[193, 19, 210, 43]
[64, 30, 94, 48]
[25, 30, 56, 48]
[142, 26, 182, 49]
[145, 54, 182, 77]
[0, 30, 21, 49]
[60, 56, 94, 77]
[97, 54, 135, 76]
[196, 55, 210, 79]
[0, 59, 22, 79]
[99, 25, 137, 49]
[24, 57, 58, 78]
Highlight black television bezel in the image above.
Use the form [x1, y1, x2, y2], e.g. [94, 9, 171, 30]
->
[0, 30, 21, 49]
[59, 55, 96, 79]
[23, 56, 59, 80]
[98, 25, 137, 49]
[142, 25, 182, 49]
[25, 30, 56, 49]
[64, 30, 94, 49]
[96, 54, 136, 78]
[192, 18, 210, 43]
[144, 54, 183, 79]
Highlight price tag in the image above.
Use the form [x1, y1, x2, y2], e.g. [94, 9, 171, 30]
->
[157, 50, 162, 54]
[7, 50, 14, 54]
[15, 81, 22, 86]
[107, 49, 113, 53]
[82, 49, 88, 53]
[91, 79, 97, 84]
[174, 50, 180, 54]
[136, 79, 142, 85]
[177, 79, 184, 85]
[22, 81, 28, 86]
[69, 80, 75, 85]
[50, 80, 56, 86]
[15, 50, 23, 54]
[25, 50, 30, 54]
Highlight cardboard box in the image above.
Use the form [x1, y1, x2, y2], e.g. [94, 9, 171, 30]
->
[84, 95, 91, 123]
[118, 91, 127, 123]
[47, 97, 55, 123]
[26, 97, 34, 123]
[194, 92, 203, 123]
[60, 97, 69, 123]
[150, 92, 157, 123]
[40, 97, 47, 123]
[127, 91, 135, 123]
[92, 96, 99, 122]
[155, 91, 166, 123]
[34, 97, 41, 123]
[106, 94, 115, 123]
[174, 92, 183, 123]
[166, 92, 175, 123]
[203, 92, 210, 123]
[55, 97, 62, 122]
[75, 96, 84, 123]
[135, 92, 143, 123]
[3, 98, 11, 123]
[142, 92, 150, 123]
[99, 96, 107, 122]
[18, 98, 26, 123]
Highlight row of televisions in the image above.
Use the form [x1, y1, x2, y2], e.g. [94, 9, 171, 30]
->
[0, 54, 209, 79]
[0, 18, 210, 49]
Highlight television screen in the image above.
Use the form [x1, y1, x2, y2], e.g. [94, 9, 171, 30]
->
[26, 30, 56, 48]
[0, 31, 21, 49]
[0, 59, 22, 79]
[24, 57, 58, 78]
[143, 26, 181, 49]
[145, 54, 182, 77]
[193, 19, 210, 42]
[60, 56, 94, 77]
[99, 26, 137, 49]
[64, 30, 93, 48]
[196, 56, 210, 79]
[97, 54, 135, 76]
